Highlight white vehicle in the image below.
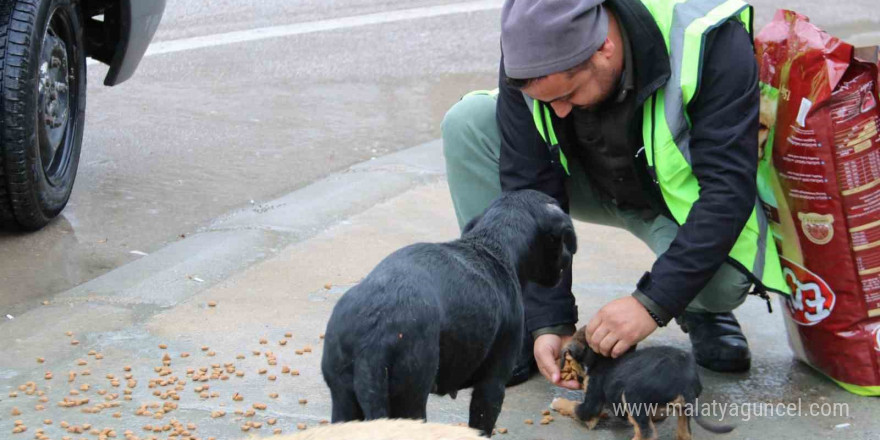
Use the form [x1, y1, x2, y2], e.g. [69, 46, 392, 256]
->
[0, 0, 166, 230]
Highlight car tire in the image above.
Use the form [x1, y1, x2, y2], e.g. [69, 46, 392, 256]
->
[0, 0, 85, 231]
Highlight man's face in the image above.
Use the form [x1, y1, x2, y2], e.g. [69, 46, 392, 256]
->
[522, 51, 620, 118]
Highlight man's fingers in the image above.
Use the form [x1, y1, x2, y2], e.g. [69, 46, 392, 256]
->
[534, 348, 550, 379]
[589, 326, 609, 351]
[598, 332, 618, 357]
[559, 379, 582, 390]
[585, 314, 602, 340]
[534, 344, 560, 383]
[536, 362, 552, 383]
[610, 339, 631, 359]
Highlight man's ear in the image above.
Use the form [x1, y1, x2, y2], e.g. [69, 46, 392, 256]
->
[461, 214, 484, 236]
[596, 37, 615, 61]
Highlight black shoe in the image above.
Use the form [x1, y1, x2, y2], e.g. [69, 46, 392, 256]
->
[507, 331, 537, 387]
[678, 311, 751, 373]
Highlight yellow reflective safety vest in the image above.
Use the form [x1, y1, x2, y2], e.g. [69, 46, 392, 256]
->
[523, 0, 788, 296]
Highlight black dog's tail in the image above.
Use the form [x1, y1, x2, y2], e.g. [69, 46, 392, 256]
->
[352, 355, 391, 420]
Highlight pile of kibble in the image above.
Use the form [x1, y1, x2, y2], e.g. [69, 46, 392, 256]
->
[4, 298, 578, 439]
[5, 309, 326, 440]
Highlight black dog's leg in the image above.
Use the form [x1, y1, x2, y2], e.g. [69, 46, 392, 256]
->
[390, 391, 430, 420]
[353, 356, 391, 420]
[330, 386, 364, 423]
[575, 382, 605, 430]
[468, 379, 506, 437]
[468, 322, 521, 437]
[388, 328, 439, 421]
[388, 350, 435, 420]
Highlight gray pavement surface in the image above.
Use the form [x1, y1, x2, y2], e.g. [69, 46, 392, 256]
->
[2, 143, 879, 440]
[1, 0, 879, 316]
[1, 1, 880, 438]
[0, 1, 500, 314]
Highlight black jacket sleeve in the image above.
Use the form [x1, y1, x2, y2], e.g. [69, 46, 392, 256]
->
[497, 56, 578, 334]
[638, 20, 760, 317]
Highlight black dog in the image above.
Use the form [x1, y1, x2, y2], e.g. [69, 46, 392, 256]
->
[552, 327, 734, 440]
[321, 190, 577, 436]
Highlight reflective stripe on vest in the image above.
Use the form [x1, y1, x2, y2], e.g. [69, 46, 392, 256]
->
[523, 94, 570, 175]
[659, 0, 754, 167]
[461, 88, 570, 175]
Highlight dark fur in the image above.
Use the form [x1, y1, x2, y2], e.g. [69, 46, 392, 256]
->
[559, 327, 734, 439]
[321, 190, 577, 436]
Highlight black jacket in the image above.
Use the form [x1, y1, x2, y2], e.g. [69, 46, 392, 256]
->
[497, 0, 760, 332]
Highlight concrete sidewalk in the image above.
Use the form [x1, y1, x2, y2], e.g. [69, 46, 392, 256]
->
[1, 142, 878, 440]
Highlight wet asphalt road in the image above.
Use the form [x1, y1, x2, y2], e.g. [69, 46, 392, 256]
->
[1, 0, 879, 316]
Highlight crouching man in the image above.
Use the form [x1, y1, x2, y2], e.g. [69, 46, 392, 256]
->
[441, 0, 787, 389]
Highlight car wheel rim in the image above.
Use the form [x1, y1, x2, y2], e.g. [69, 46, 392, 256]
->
[37, 7, 76, 186]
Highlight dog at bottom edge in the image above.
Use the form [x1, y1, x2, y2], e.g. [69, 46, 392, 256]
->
[321, 189, 577, 436]
[552, 326, 735, 440]
[270, 419, 484, 440]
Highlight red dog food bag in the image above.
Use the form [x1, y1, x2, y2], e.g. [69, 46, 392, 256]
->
[756, 10, 880, 396]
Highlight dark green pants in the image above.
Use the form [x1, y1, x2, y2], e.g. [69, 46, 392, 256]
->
[441, 93, 751, 314]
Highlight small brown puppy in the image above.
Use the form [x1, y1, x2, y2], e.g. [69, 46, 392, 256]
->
[272, 419, 483, 440]
[551, 326, 734, 440]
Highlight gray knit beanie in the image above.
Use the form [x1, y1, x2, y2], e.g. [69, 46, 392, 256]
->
[501, 0, 609, 79]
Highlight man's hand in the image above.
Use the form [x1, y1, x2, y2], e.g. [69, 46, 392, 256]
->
[533, 334, 581, 390]
[586, 296, 658, 358]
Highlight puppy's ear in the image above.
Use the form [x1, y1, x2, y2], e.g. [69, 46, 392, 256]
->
[461, 214, 484, 236]
[582, 345, 599, 370]
[572, 325, 589, 347]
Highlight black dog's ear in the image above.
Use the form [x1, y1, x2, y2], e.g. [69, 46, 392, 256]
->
[542, 203, 577, 255]
[562, 226, 577, 255]
[461, 214, 484, 236]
